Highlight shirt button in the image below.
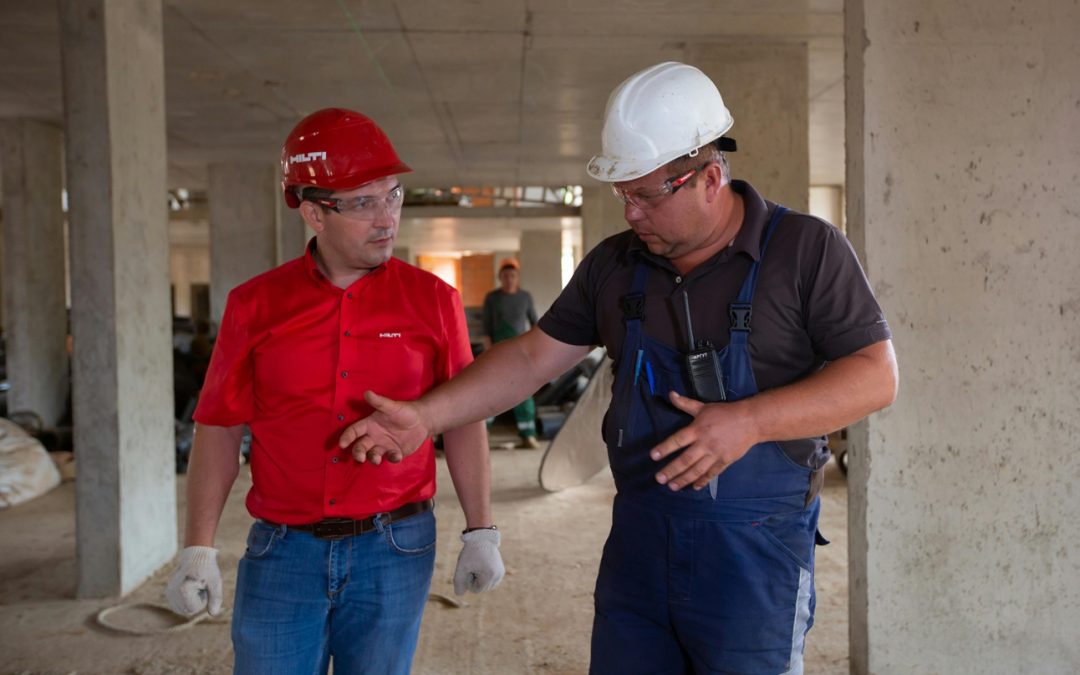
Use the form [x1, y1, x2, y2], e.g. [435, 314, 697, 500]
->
[332, 456, 340, 464]
[337, 414, 345, 421]
[341, 371, 348, 378]
[344, 330, 350, 337]
[329, 499, 336, 505]
[347, 293, 353, 299]
[675, 275, 683, 284]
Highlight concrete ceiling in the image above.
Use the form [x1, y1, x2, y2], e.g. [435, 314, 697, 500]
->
[0, 0, 846, 192]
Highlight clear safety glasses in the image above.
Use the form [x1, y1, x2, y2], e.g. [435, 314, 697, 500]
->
[611, 163, 709, 210]
[310, 184, 405, 220]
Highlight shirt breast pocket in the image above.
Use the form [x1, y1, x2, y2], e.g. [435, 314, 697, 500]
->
[350, 335, 435, 401]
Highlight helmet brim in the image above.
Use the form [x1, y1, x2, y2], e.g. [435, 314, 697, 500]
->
[586, 155, 666, 183]
[282, 161, 412, 208]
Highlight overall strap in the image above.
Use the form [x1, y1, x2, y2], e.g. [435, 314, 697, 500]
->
[729, 205, 789, 343]
[620, 260, 651, 342]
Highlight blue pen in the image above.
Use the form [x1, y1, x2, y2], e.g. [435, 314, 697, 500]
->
[645, 361, 656, 395]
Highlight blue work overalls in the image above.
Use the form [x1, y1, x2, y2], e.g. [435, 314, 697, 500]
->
[591, 206, 822, 675]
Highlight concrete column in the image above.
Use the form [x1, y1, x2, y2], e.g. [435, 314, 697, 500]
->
[208, 162, 278, 324]
[59, 0, 175, 597]
[276, 197, 306, 264]
[846, 0, 1080, 672]
[581, 186, 626, 255]
[687, 43, 809, 212]
[0, 120, 68, 425]
[518, 230, 562, 316]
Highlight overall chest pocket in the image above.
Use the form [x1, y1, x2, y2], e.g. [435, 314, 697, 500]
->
[637, 358, 693, 443]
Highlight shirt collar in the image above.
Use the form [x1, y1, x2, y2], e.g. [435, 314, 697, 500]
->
[727, 179, 770, 262]
[302, 237, 389, 290]
[303, 237, 331, 286]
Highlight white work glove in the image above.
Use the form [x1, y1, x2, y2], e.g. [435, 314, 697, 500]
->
[166, 546, 223, 617]
[453, 528, 505, 595]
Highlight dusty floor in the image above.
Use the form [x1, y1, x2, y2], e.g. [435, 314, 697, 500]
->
[0, 427, 849, 674]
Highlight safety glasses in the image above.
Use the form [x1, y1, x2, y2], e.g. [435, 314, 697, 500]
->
[310, 184, 404, 220]
[611, 163, 709, 209]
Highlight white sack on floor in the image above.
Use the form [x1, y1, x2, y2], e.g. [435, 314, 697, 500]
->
[0, 417, 61, 509]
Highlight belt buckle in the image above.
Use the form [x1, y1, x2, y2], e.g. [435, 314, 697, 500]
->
[311, 518, 353, 540]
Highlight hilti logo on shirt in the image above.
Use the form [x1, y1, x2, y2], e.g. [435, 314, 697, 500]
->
[289, 151, 327, 163]
[379, 332, 402, 338]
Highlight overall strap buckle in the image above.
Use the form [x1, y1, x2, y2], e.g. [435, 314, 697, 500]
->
[729, 303, 752, 332]
[621, 293, 646, 321]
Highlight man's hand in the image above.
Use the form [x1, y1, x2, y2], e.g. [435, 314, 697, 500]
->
[339, 391, 430, 465]
[453, 528, 505, 595]
[166, 546, 223, 617]
[649, 391, 759, 491]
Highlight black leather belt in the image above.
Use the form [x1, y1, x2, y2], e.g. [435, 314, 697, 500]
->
[266, 499, 433, 540]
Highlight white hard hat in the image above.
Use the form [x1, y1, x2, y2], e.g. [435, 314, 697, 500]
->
[586, 62, 734, 183]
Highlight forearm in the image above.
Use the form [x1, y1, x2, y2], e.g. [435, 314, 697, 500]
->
[441, 420, 493, 529]
[184, 423, 244, 547]
[741, 340, 898, 443]
[419, 327, 590, 435]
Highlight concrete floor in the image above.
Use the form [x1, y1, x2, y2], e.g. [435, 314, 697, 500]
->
[0, 428, 849, 674]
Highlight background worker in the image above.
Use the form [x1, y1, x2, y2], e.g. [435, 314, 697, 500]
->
[165, 108, 504, 675]
[481, 258, 540, 448]
[340, 62, 898, 673]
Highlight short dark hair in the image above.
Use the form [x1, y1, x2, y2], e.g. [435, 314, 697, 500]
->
[667, 140, 729, 184]
[300, 186, 335, 203]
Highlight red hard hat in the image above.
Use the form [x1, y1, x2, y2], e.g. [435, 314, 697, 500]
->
[280, 108, 411, 208]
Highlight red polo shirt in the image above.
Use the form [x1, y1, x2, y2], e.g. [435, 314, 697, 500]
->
[194, 242, 473, 524]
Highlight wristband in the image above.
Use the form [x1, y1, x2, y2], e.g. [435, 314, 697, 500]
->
[462, 525, 498, 535]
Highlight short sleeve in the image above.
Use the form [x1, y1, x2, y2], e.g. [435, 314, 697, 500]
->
[193, 290, 255, 426]
[805, 226, 892, 361]
[437, 285, 475, 383]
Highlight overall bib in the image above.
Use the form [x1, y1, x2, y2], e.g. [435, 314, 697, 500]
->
[591, 206, 822, 675]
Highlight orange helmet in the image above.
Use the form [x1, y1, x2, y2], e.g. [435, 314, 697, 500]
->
[498, 258, 520, 272]
[280, 108, 411, 208]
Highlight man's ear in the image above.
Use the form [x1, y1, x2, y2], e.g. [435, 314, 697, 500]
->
[298, 201, 326, 233]
[702, 162, 726, 202]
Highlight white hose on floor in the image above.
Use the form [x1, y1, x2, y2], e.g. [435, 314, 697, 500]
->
[94, 602, 230, 636]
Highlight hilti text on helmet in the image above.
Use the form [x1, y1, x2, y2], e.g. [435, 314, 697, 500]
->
[289, 151, 327, 163]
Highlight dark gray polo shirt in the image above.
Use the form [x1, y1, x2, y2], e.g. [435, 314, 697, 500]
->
[538, 179, 891, 469]
[482, 289, 538, 339]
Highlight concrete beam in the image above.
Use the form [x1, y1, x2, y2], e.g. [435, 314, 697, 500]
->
[846, 0, 1080, 671]
[207, 162, 277, 324]
[518, 230, 562, 317]
[0, 119, 68, 425]
[59, 0, 175, 597]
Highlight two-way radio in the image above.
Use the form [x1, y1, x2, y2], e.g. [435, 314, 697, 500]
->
[682, 291, 726, 402]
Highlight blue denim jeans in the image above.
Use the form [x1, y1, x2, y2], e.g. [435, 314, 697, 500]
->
[231, 510, 436, 675]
